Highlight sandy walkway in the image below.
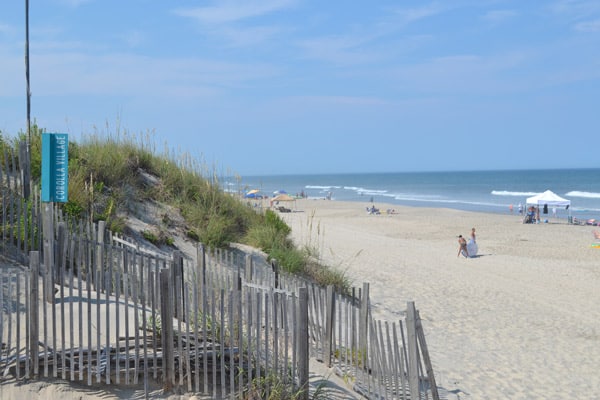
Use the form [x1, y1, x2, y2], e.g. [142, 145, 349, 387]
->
[280, 199, 600, 399]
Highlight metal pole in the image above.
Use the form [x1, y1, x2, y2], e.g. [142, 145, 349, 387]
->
[25, 0, 31, 144]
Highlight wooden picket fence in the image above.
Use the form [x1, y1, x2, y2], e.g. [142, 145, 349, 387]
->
[0, 146, 439, 399]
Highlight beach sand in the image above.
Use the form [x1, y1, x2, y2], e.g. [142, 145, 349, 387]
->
[279, 199, 600, 399]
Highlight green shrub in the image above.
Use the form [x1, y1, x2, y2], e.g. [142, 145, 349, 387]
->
[269, 246, 305, 275]
[264, 209, 291, 236]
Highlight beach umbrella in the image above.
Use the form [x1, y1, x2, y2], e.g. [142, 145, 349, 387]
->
[273, 189, 287, 195]
[270, 193, 296, 210]
[244, 189, 262, 198]
[272, 194, 294, 202]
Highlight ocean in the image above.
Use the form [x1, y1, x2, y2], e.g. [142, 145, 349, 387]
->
[226, 169, 600, 221]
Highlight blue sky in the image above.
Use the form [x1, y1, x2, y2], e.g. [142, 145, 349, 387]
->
[1, 1, 599, 175]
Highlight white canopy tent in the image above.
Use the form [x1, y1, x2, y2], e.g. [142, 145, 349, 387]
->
[525, 190, 571, 221]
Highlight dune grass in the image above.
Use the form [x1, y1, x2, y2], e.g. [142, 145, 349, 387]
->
[0, 125, 351, 294]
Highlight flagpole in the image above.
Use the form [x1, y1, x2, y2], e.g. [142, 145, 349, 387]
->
[25, 0, 31, 143]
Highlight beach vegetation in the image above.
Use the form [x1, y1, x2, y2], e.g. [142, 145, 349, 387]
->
[0, 126, 351, 294]
[243, 372, 331, 400]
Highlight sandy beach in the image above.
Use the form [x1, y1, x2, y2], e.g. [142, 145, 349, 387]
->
[280, 199, 600, 399]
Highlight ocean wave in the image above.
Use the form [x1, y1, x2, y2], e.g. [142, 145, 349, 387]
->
[305, 185, 341, 190]
[395, 197, 505, 208]
[565, 191, 600, 199]
[342, 186, 388, 194]
[491, 190, 540, 197]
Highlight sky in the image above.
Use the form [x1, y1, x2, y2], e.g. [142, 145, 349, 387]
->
[1, 1, 599, 176]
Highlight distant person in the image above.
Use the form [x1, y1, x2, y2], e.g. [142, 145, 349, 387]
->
[552, 206, 557, 218]
[466, 228, 478, 257]
[509, 204, 513, 214]
[518, 203, 523, 215]
[457, 235, 469, 258]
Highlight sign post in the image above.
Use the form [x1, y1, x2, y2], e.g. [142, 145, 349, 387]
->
[41, 133, 69, 303]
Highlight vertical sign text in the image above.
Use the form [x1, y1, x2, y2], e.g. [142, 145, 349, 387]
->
[41, 133, 69, 202]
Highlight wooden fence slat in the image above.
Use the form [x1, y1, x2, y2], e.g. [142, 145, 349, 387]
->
[29, 252, 40, 376]
[4, 273, 12, 375]
[417, 311, 440, 400]
[132, 253, 140, 386]
[220, 289, 226, 397]
[57, 223, 67, 380]
[324, 285, 335, 367]
[160, 268, 174, 392]
[15, 272, 22, 379]
[297, 287, 309, 400]
[407, 301, 419, 399]
[68, 237, 75, 381]
[184, 283, 192, 393]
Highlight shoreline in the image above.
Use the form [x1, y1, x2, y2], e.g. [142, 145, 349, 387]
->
[279, 198, 600, 399]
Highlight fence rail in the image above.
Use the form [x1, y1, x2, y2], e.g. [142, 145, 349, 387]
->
[0, 145, 439, 399]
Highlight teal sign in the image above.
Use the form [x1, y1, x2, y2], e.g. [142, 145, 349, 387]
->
[41, 133, 69, 202]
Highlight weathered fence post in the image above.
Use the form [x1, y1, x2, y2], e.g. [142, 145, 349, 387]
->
[19, 141, 31, 200]
[96, 221, 105, 292]
[56, 222, 66, 287]
[29, 251, 40, 376]
[271, 259, 279, 289]
[359, 282, 370, 369]
[407, 301, 419, 399]
[245, 254, 253, 282]
[172, 251, 184, 320]
[324, 285, 335, 367]
[197, 244, 206, 315]
[160, 268, 174, 392]
[297, 287, 309, 400]
[417, 310, 440, 400]
[42, 203, 54, 303]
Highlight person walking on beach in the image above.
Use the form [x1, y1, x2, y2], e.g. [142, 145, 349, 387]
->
[467, 228, 478, 257]
[457, 235, 469, 258]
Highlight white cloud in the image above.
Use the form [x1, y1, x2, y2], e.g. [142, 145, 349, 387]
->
[121, 30, 145, 48]
[57, 0, 94, 7]
[172, 0, 296, 24]
[291, 95, 388, 107]
[481, 9, 518, 25]
[23, 51, 278, 98]
[296, 34, 382, 65]
[171, 0, 296, 48]
[391, 3, 447, 25]
[574, 18, 600, 31]
[550, 0, 600, 18]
